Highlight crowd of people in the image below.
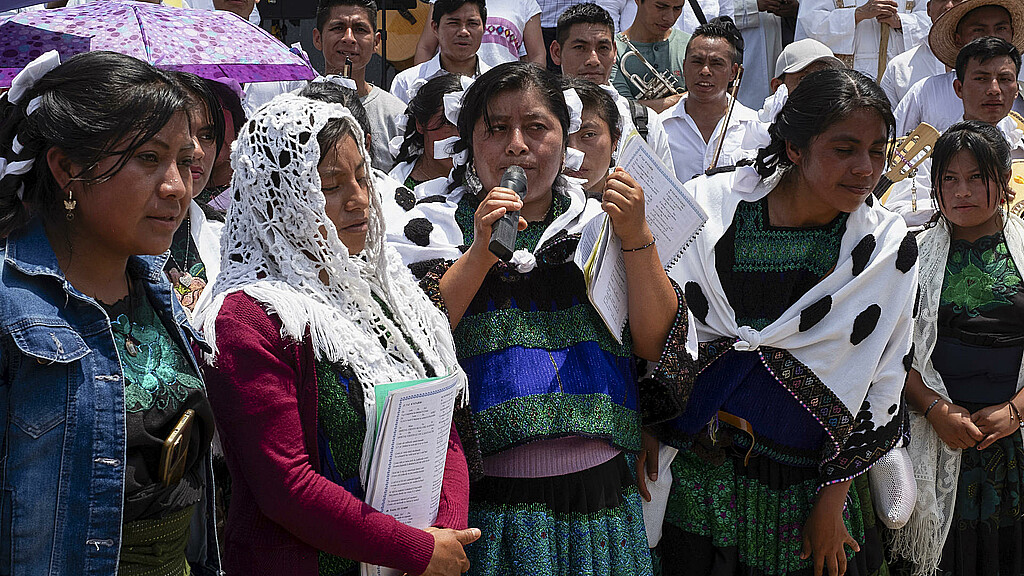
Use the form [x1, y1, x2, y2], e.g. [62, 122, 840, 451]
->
[1, 0, 1024, 575]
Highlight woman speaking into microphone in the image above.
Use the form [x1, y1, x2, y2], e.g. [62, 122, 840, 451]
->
[390, 61, 679, 575]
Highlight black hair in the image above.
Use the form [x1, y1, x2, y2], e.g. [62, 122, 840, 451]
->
[562, 76, 621, 153]
[555, 3, 615, 48]
[207, 80, 245, 141]
[450, 61, 569, 192]
[394, 73, 462, 166]
[298, 81, 373, 164]
[687, 16, 744, 64]
[300, 81, 373, 136]
[755, 68, 895, 178]
[170, 71, 226, 155]
[0, 51, 188, 237]
[316, 0, 378, 32]
[930, 120, 1012, 226]
[432, 0, 487, 25]
[954, 36, 1022, 83]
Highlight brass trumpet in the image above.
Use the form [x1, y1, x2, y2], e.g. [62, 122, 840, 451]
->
[618, 36, 684, 100]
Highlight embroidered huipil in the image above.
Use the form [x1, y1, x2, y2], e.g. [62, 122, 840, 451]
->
[647, 167, 917, 486]
[420, 192, 642, 460]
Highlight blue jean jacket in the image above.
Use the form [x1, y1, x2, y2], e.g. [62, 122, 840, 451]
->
[0, 220, 221, 576]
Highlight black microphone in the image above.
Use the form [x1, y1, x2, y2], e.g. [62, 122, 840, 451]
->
[488, 165, 528, 261]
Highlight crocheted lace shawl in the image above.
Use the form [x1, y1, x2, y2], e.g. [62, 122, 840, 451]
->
[890, 214, 1024, 575]
[194, 95, 465, 481]
[669, 166, 918, 482]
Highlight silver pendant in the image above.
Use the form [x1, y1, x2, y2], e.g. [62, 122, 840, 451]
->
[125, 337, 139, 357]
[179, 273, 194, 288]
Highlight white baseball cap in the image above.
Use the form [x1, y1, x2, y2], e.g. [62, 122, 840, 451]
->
[774, 39, 846, 78]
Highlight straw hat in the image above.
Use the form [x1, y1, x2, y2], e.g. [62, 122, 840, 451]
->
[929, 0, 1024, 68]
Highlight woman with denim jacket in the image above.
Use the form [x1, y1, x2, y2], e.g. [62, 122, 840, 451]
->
[0, 51, 220, 575]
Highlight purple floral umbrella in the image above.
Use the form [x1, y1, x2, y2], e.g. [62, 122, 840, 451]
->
[0, 0, 316, 86]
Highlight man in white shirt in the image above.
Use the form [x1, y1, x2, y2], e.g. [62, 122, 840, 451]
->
[659, 18, 757, 180]
[391, 0, 490, 104]
[412, 0, 546, 68]
[549, 2, 676, 174]
[886, 36, 1023, 227]
[879, 0, 963, 108]
[314, 0, 409, 171]
[796, 0, 929, 80]
[894, 0, 1024, 135]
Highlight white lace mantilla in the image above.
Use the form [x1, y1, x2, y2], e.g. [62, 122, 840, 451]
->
[194, 94, 466, 483]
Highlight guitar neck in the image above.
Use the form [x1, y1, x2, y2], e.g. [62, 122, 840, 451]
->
[872, 176, 894, 199]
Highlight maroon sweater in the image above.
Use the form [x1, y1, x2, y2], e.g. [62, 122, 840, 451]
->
[201, 292, 469, 576]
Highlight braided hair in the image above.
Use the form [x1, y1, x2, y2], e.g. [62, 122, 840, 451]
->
[754, 68, 894, 179]
[0, 51, 187, 237]
[394, 73, 462, 166]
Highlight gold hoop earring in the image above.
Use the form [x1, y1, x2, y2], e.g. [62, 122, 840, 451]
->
[64, 188, 76, 221]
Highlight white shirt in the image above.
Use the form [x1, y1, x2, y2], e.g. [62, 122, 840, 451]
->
[610, 89, 677, 177]
[427, 0, 540, 67]
[895, 70, 1024, 136]
[733, 0, 783, 109]
[885, 114, 1024, 228]
[595, 0, 634, 32]
[796, 0, 929, 79]
[390, 53, 492, 104]
[658, 93, 758, 182]
[614, 0, 732, 35]
[879, 42, 946, 109]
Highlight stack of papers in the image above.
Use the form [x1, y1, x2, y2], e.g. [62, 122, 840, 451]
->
[574, 132, 707, 342]
[360, 371, 463, 576]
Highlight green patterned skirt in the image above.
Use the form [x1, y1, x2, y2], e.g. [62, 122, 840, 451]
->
[659, 446, 888, 576]
[466, 453, 653, 576]
[938, 402, 1024, 576]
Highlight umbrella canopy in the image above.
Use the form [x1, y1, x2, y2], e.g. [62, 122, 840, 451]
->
[0, 0, 316, 86]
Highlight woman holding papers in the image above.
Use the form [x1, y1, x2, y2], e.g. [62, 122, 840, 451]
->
[389, 61, 680, 576]
[195, 95, 478, 576]
[645, 68, 917, 576]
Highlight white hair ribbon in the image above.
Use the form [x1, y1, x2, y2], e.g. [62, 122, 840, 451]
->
[26, 96, 43, 116]
[442, 91, 464, 127]
[758, 83, 788, 125]
[997, 114, 1024, 151]
[11, 136, 24, 156]
[433, 135, 467, 166]
[741, 84, 789, 151]
[597, 84, 627, 135]
[8, 50, 60, 105]
[565, 146, 585, 172]
[313, 74, 358, 91]
[389, 114, 411, 158]
[563, 88, 583, 134]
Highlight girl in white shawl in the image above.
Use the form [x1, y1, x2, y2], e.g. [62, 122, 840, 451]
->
[892, 121, 1024, 576]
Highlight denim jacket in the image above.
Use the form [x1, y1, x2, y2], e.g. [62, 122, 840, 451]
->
[0, 220, 221, 576]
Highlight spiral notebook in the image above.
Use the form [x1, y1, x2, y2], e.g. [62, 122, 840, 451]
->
[574, 131, 706, 343]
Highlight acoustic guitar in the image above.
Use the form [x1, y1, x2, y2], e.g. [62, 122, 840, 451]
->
[877, 122, 940, 205]
[378, 0, 431, 69]
[1003, 111, 1024, 217]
